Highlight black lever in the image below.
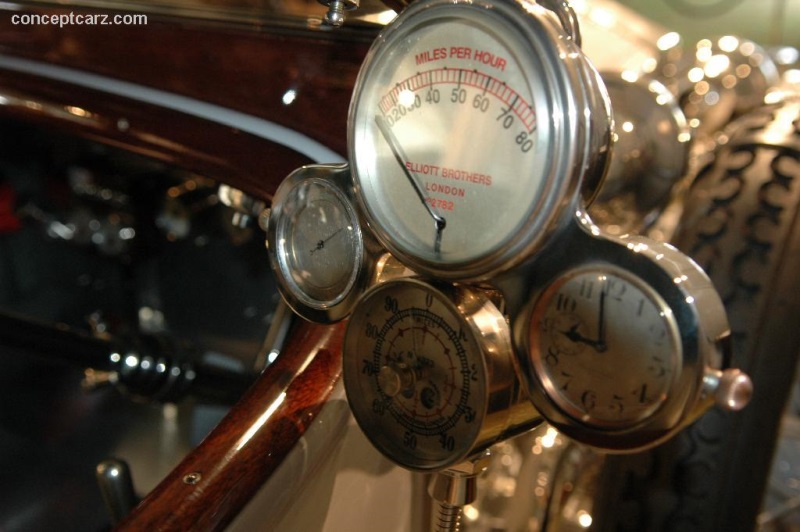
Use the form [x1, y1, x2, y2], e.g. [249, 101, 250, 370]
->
[0, 310, 255, 404]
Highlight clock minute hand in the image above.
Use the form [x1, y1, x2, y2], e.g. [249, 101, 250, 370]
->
[374, 115, 446, 253]
[596, 281, 608, 352]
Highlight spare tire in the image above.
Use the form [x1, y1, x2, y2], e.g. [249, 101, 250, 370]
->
[592, 96, 800, 532]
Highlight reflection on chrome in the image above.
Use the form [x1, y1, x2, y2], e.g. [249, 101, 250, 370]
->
[589, 71, 690, 235]
[656, 34, 780, 135]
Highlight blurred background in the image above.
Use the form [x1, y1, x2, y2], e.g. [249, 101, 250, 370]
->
[612, 0, 800, 47]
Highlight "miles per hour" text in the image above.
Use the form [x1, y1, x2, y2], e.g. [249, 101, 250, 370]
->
[415, 46, 508, 72]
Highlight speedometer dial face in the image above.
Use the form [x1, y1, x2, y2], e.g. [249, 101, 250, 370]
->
[349, 0, 563, 277]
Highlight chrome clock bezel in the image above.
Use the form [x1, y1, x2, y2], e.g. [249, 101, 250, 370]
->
[512, 214, 731, 451]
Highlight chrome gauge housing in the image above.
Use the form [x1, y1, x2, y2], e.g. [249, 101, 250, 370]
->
[348, 0, 612, 281]
[266, 164, 373, 323]
[513, 215, 749, 452]
[343, 277, 539, 470]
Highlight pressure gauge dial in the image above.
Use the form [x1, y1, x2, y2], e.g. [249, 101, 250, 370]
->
[267, 164, 368, 323]
[348, 0, 610, 280]
[530, 266, 681, 428]
[343, 278, 538, 471]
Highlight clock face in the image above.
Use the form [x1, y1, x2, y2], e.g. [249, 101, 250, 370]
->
[530, 266, 682, 428]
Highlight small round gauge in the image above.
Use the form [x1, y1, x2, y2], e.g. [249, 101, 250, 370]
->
[267, 165, 365, 322]
[343, 278, 533, 470]
[529, 265, 681, 429]
[348, 0, 610, 280]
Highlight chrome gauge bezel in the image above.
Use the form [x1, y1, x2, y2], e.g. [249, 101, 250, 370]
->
[347, 0, 611, 281]
[266, 164, 371, 323]
[513, 215, 730, 451]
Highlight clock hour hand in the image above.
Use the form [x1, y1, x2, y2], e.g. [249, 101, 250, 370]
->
[562, 324, 596, 347]
[562, 323, 607, 352]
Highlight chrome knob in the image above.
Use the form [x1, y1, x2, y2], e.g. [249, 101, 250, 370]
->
[704, 368, 753, 411]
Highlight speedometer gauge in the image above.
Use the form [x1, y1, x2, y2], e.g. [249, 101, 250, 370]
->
[349, 0, 611, 280]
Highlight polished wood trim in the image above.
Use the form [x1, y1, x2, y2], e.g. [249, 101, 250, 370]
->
[0, 5, 373, 159]
[116, 319, 345, 532]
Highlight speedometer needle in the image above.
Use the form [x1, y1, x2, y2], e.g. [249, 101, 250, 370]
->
[374, 115, 446, 253]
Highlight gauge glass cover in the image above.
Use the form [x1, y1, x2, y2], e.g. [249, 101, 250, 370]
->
[530, 266, 682, 428]
[344, 279, 487, 470]
[276, 177, 362, 308]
